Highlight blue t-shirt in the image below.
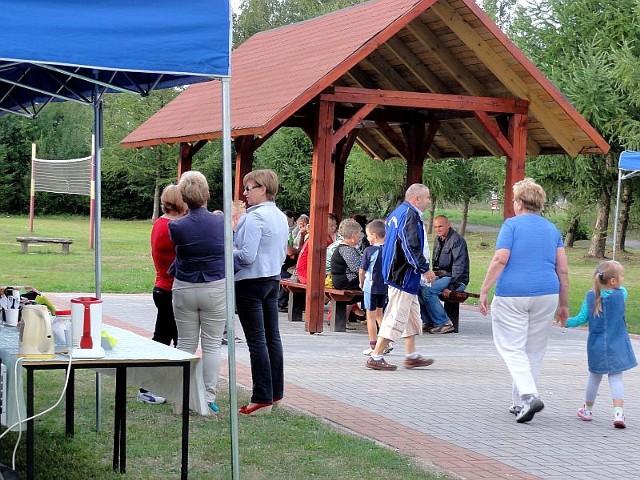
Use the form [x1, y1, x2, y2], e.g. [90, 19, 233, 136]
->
[495, 214, 563, 297]
[360, 245, 387, 295]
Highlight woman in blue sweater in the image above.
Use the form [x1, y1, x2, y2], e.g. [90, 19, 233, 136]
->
[234, 169, 289, 415]
[565, 260, 637, 429]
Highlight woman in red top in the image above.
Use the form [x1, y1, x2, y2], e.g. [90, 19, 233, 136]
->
[139, 185, 187, 405]
[151, 184, 187, 345]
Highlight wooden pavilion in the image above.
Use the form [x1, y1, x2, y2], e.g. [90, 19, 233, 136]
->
[122, 0, 609, 333]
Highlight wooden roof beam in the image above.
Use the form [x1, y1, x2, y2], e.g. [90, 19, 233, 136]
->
[430, 1, 581, 157]
[356, 129, 396, 160]
[474, 111, 513, 158]
[322, 86, 529, 114]
[362, 52, 474, 158]
[385, 34, 505, 158]
[405, 22, 541, 157]
[376, 121, 411, 159]
[332, 103, 377, 150]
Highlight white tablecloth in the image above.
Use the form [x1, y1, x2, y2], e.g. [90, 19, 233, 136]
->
[0, 324, 209, 432]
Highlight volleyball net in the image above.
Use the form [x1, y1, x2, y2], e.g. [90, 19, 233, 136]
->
[29, 143, 95, 247]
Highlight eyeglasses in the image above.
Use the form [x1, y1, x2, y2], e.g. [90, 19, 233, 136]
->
[243, 184, 262, 192]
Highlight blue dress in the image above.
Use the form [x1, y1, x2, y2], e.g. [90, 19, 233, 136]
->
[566, 287, 637, 374]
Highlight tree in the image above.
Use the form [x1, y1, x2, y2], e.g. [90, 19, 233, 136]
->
[0, 115, 39, 214]
[102, 89, 182, 219]
[234, 0, 366, 46]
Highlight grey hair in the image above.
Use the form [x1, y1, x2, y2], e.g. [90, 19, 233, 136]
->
[338, 218, 362, 239]
[405, 183, 430, 200]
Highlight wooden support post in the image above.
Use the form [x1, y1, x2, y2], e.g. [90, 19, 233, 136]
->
[504, 113, 527, 218]
[306, 99, 334, 333]
[234, 136, 255, 200]
[177, 143, 194, 179]
[405, 122, 427, 188]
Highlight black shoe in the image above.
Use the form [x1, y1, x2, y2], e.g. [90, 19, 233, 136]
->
[278, 306, 288, 313]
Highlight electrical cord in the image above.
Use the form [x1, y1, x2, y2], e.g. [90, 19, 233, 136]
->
[0, 351, 74, 471]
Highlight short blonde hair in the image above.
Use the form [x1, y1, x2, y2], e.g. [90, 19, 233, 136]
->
[366, 219, 386, 238]
[178, 171, 210, 210]
[243, 169, 280, 201]
[513, 177, 546, 213]
[160, 184, 187, 215]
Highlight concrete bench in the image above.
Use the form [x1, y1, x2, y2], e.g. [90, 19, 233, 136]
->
[16, 236, 73, 254]
[279, 279, 362, 332]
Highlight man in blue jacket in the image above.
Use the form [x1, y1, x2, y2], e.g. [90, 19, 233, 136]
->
[366, 183, 436, 371]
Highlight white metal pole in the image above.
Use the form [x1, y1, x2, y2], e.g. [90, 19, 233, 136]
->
[221, 76, 240, 478]
[613, 168, 622, 260]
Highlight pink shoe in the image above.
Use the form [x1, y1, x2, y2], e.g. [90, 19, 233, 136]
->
[577, 406, 593, 422]
[614, 412, 626, 429]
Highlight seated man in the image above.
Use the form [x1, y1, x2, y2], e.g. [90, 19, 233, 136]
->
[418, 215, 469, 334]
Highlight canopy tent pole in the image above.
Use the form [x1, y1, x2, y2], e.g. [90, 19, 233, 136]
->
[221, 77, 240, 479]
[613, 168, 623, 260]
[613, 151, 640, 260]
[93, 95, 103, 298]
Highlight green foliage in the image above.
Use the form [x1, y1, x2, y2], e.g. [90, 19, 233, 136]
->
[233, 0, 367, 46]
[102, 90, 182, 219]
[0, 115, 38, 214]
[343, 148, 406, 218]
[255, 128, 313, 214]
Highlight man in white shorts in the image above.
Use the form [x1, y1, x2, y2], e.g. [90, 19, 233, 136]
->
[366, 183, 436, 371]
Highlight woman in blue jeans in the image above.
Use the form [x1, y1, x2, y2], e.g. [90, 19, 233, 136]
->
[234, 169, 289, 415]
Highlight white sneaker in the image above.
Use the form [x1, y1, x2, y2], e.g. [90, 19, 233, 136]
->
[362, 347, 373, 355]
[383, 342, 394, 354]
[577, 406, 593, 421]
[137, 391, 166, 405]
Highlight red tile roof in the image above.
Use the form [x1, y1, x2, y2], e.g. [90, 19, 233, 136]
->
[122, 0, 608, 158]
[121, 0, 430, 146]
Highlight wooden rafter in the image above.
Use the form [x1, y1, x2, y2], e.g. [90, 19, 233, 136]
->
[363, 51, 474, 158]
[376, 121, 411, 160]
[473, 111, 513, 158]
[405, 21, 541, 157]
[332, 103, 376, 150]
[430, 1, 581, 157]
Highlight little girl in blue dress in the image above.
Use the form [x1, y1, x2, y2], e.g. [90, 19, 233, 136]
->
[565, 260, 637, 428]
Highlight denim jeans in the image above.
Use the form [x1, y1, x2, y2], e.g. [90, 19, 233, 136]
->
[235, 278, 284, 404]
[418, 277, 466, 327]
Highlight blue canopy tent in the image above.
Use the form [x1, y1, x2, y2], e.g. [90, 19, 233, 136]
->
[613, 151, 640, 259]
[1, 1, 241, 477]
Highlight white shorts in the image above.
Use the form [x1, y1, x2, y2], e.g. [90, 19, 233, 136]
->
[377, 286, 422, 342]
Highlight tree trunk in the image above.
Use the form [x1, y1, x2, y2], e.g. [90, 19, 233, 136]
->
[615, 183, 633, 253]
[587, 189, 611, 258]
[460, 198, 469, 236]
[563, 216, 579, 248]
[426, 196, 437, 234]
[152, 183, 161, 222]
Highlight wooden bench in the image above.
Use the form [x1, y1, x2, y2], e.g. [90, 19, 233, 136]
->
[279, 279, 362, 332]
[16, 236, 73, 254]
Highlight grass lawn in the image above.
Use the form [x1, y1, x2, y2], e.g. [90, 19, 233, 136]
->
[0, 371, 439, 480]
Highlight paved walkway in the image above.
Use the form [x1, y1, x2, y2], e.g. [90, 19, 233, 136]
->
[53, 293, 640, 480]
